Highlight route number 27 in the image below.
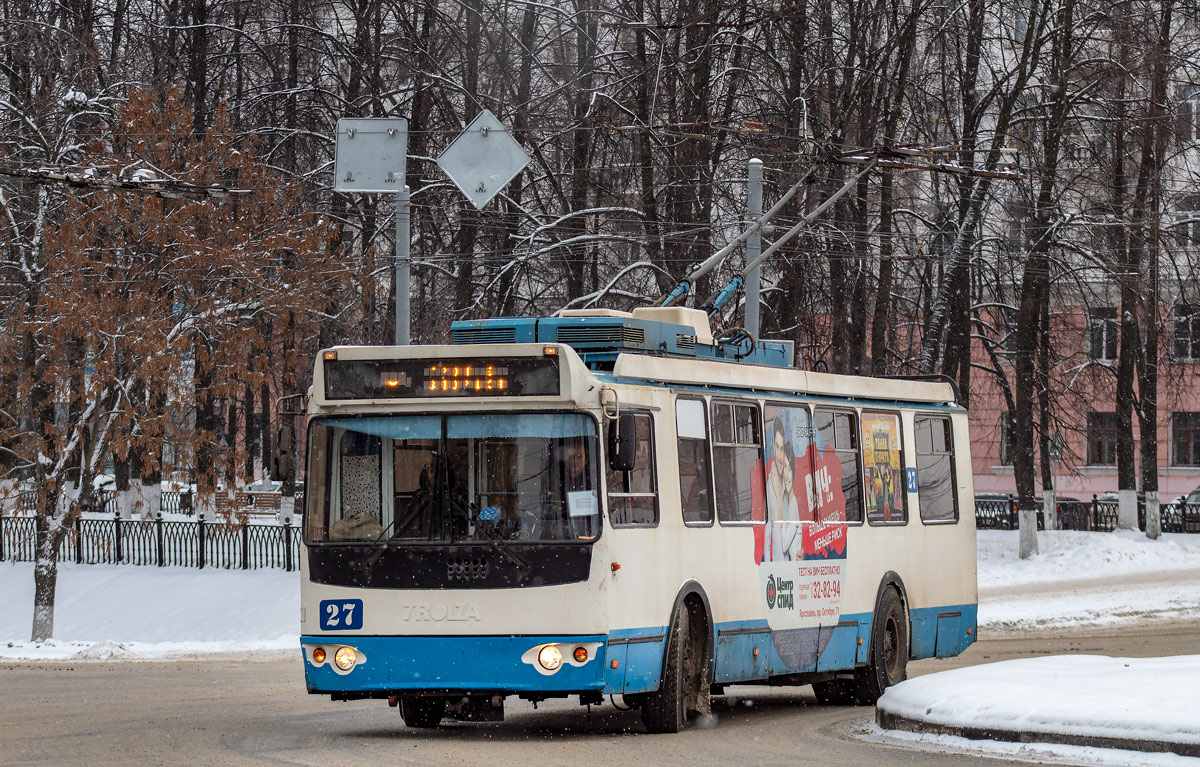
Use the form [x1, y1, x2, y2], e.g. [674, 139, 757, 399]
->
[319, 599, 364, 630]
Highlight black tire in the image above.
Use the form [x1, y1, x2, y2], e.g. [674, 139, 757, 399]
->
[400, 696, 446, 728]
[854, 587, 908, 705]
[641, 607, 689, 733]
[812, 678, 858, 705]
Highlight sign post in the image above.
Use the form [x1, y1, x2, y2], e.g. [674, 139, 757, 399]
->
[333, 118, 410, 344]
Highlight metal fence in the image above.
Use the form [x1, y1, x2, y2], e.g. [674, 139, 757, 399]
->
[0, 513, 299, 570]
[16, 488, 285, 517]
[975, 496, 1200, 533]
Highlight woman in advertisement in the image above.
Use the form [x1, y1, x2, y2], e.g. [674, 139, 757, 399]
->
[765, 411, 809, 561]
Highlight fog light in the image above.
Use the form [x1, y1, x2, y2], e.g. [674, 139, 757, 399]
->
[573, 646, 589, 663]
[334, 646, 358, 671]
[312, 647, 327, 664]
[537, 645, 562, 671]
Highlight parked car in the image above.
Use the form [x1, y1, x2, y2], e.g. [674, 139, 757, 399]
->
[1173, 486, 1200, 510]
[972, 492, 1086, 530]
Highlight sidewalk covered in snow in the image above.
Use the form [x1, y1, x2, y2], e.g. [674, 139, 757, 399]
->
[876, 654, 1200, 757]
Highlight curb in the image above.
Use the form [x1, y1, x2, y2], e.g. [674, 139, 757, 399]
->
[876, 707, 1200, 758]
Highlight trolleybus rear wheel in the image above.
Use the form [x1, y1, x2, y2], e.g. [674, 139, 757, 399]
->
[854, 587, 908, 704]
[399, 696, 446, 728]
[812, 678, 858, 705]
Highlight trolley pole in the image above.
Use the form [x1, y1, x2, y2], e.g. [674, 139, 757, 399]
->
[396, 186, 411, 345]
[744, 159, 764, 339]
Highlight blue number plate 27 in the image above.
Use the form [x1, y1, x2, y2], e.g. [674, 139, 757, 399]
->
[319, 599, 364, 630]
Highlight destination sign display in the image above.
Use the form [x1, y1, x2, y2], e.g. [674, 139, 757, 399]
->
[324, 357, 560, 399]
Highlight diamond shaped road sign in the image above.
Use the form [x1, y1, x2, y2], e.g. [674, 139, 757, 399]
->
[436, 109, 531, 210]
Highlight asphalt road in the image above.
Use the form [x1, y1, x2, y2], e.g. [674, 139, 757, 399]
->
[3, 621, 1197, 767]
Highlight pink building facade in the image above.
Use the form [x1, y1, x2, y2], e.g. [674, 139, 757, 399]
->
[968, 301, 1200, 503]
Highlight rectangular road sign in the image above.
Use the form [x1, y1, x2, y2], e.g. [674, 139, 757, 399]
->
[334, 118, 408, 193]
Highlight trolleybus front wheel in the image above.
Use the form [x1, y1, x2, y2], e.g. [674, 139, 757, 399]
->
[399, 696, 446, 728]
[854, 587, 908, 704]
[641, 603, 709, 733]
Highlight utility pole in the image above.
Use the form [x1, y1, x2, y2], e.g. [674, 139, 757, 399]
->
[744, 159, 763, 339]
[396, 186, 411, 345]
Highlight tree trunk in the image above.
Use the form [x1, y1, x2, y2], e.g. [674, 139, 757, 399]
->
[31, 496, 69, 642]
[1138, 0, 1172, 540]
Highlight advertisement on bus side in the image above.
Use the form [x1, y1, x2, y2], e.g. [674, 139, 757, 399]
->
[758, 405, 848, 642]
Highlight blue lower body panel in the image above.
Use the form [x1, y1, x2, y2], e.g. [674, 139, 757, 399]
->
[607, 627, 668, 694]
[301, 603, 978, 696]
[302, 634, 606, 694]
[712, 602, 978, 684]
[910, 603, 978, 659]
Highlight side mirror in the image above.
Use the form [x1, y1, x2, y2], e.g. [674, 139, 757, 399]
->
[607, 413, 637, 473]
[272, 424, 295, 482]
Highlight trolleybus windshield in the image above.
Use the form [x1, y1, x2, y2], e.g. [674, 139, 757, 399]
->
[305, 413, 601, 544]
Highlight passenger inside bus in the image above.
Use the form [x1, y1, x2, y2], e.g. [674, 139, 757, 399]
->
[391, 444, 437, 539]
[545, 441, 595, 539]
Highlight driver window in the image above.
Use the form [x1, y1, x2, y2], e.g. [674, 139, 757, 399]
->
[391, 440, 438, 538]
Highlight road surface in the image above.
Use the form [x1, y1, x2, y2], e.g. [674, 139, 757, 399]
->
[2, 620, 1196, 767]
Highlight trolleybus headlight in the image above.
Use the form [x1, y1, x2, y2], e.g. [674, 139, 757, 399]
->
[573, 646, 589, 663]
[334, 646, 358, 671]
[312, 647, 327, 664]
[537, 645, 563, 671]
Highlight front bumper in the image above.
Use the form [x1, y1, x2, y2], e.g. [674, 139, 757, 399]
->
[301, 634, 608, 694]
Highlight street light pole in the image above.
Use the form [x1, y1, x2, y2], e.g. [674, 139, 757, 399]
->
[396, 186, 411, 345]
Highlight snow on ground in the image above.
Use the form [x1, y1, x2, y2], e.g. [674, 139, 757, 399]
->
[857, 721, 1200, 767]
[0, 529, 1198, 660]
[977, 530, 1200, 633]
[871, 532, 1200, 761]
[977, 529, 1200, 589]
[0, 561, 298, 660]
[877, 655, 1200, 749]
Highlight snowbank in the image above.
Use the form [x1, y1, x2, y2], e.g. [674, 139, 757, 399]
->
[877, 655, 1200, 754]
[0, 561, 298, 659]
[978, 529, 1200, 589]
[977, 530, 1200, 633]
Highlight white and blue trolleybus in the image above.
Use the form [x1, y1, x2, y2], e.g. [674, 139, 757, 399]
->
[294, 306, 977, 731]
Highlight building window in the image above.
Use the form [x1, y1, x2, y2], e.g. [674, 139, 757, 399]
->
[1174, 304, 1200, 360]
[1176, 193, 1200, 253]
[606, 413, 658, 527]
[675, 397, 713, 525]
[1088, 307, 1118, 361]
[1179, 214, 1200, 252]
[1000, 412, 1015, 466]
[1178, 88, 1200, 144]
[1173, 412, 1200, 466]
[915, 416, 958, 523]
[1087, 412, 1118, 465]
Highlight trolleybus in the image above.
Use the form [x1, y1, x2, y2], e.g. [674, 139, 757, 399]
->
[292, 306, 977, 732]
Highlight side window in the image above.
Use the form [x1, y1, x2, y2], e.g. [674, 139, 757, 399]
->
[606, 413, 658, 527]
[813, 409, 863, 523]
[861, 411, 908, 525]
[916, 415, 958, 523]
[675, 397, 714, 525]
[711, 401, 764, 524]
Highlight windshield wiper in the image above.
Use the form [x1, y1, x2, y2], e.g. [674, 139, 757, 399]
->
[448, 495, 530, 574]
[354, 492, 435, 578]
